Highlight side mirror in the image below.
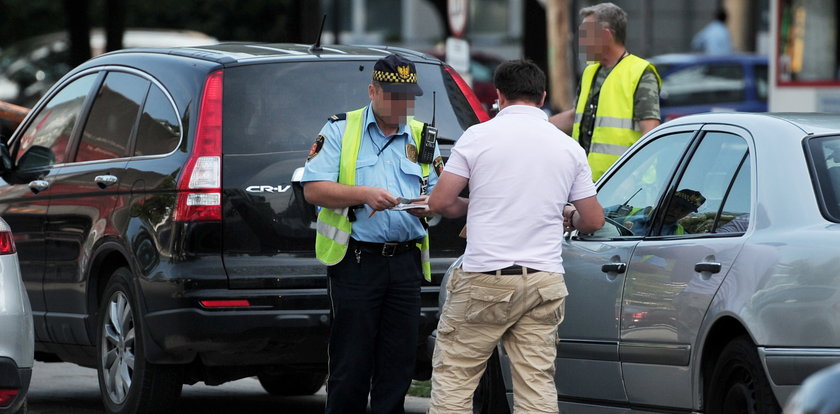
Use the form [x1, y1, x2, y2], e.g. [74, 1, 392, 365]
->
[17, 145, 54, 171]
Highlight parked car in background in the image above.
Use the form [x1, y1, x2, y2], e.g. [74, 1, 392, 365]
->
[650, 53, 768, 122]
[0, 29, 219, 109]
[0, 42, 486, 414]
[438, 112, 840, 413]
[0, 217, 33, 414]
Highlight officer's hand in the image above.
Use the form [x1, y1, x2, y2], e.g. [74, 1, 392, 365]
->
[365, 187, 398, 211]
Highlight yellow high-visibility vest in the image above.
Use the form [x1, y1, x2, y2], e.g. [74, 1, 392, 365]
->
[572, 55, 661, 181]
[315, 107, 432, 281]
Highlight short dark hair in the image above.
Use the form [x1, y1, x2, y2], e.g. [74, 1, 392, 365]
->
[493, 59, 546, 105]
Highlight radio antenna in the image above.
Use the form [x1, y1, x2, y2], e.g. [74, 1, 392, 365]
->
[310, 14, 327, 53]
[431, 91, 436, 127]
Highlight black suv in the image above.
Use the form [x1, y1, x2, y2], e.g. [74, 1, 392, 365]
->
[0, 43, 485, 413]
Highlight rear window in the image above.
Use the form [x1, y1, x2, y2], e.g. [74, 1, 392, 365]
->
[222, 60, 478, 155]
[807, 136, 840, 221]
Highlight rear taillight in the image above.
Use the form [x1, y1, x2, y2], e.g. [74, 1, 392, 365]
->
[0, 220, 16, 255]
[174, 70, 223, 222]
[444, 66, 490, 123]
[0, 389, 19, 407]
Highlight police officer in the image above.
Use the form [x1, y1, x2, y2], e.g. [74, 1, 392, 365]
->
[301, 53, 440, 414]
[550, 2, 662, 181]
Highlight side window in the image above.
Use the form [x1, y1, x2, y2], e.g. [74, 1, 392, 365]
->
[15, 73, 98, 170]
[585, 131, 694, 239]
[755, 64, 768, 101]
[76, 72, 149, 162]
[658, 131, 749, 236]
[715, 158, 751, 233]
[134, 85, 181, 156]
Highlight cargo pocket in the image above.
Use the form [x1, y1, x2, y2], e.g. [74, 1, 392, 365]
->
[529, 282, 569, 324]
[465, 284, 516, 325]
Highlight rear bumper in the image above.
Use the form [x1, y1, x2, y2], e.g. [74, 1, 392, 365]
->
[143, 304, 440, 367]
[0, 357, 31, 414]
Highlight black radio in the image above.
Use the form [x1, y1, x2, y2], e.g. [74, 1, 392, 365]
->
[418, 123, 437, 164]
[418, 91, 438, 165]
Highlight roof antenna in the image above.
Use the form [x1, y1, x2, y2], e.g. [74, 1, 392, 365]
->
[310, 14, 327, 53]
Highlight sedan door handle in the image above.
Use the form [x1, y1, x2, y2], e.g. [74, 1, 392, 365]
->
[28, 179, 50, 194]
[601, 262, 627, 273]
[695, 262, 722, 274]
[94, 175, 118, 189]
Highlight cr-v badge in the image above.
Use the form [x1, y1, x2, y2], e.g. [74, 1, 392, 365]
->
[246, 185, 291, 193]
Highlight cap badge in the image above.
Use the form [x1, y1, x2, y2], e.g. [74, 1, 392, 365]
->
[397, 65, 411, 79]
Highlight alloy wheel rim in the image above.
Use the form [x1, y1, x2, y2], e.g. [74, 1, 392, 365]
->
[101, 291, 135, 404]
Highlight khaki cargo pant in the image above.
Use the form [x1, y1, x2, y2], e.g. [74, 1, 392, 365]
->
[428, 266, 568, 414]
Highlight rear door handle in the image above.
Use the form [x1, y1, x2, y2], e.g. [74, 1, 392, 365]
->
[695, 262, 722, 273]
[28, 180, 50, 194]
[601, 262, 627, 273]
[94, 175, 118, 189]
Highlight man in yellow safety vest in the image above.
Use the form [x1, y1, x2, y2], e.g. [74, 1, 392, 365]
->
[550, 2, 662, 182]
[301, 53, 441, 414]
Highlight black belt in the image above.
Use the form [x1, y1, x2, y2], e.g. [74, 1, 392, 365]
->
[480, 265, 538, 276]
[350, 238, 421, 257]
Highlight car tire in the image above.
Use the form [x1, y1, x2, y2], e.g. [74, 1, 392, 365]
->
[257, 371, 326, 396]
[707, 335, 781, 414]
[96, 267, 183, 414]
[472, 348, 510, 414]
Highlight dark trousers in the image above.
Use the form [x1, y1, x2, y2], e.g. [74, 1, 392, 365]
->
[325, 247, 422, 414]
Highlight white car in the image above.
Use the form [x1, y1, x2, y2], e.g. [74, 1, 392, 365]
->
[0, 217, 32, 414]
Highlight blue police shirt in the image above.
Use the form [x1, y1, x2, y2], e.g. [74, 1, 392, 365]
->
[301, 104, 441, 243]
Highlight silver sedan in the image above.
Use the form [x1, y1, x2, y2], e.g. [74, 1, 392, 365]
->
[437, 112, 840, 413]
[0, 216, 33, 414]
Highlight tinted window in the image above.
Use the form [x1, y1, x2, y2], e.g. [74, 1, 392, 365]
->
[590, 132, 693, 238]
[134, 85, 181, 156]
[808, 136, 840, 221]
[77, 72, 149, 162]
[16, 73, 97, 169]
[222, 60, 478, 155]
[661, 63, 744, 106]
[660, 131, 749, 236]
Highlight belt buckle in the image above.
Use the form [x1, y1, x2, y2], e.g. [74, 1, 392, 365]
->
[381, 242, 398, 257]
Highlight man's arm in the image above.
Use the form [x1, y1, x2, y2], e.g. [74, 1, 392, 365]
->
[549, 108, 575, 135]
[428, 171, 469, 218]
[567, 195, 605, 233]
[639, 118, 660, 136]
[304, 181, 397, 211]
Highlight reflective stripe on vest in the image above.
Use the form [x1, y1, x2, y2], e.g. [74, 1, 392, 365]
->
[572, 55, 661, 182]
[314, 107, 433, 281]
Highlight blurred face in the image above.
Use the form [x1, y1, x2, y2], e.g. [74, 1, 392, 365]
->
[369, 83, 416, 126]
[578, 15, 612, 61]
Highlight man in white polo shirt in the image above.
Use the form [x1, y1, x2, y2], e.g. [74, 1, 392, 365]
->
[427, 59, 605, 413]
